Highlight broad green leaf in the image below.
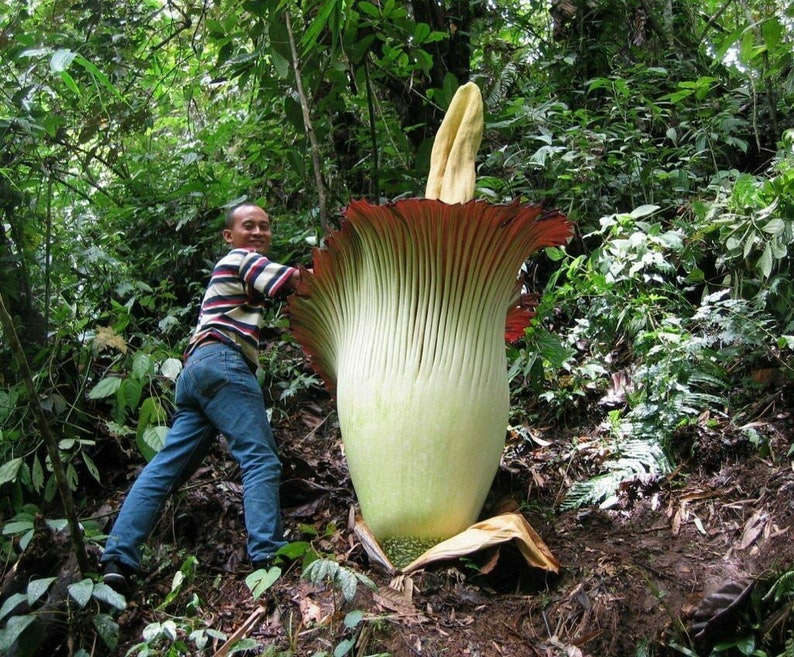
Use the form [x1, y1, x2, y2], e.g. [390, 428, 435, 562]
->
[545, 246, 565, 262]
[0, 614, 37, 652]
[338, 568, 357, 601]
[630, 205, 659, 218]
[770, 240, 787, 259]
[2, 520, 33, 535]
[725, 235, 741, 253]
[82, 452, 102, 484]
[245, 566, 281, 599]
[159, 358, 182, 380]
[762, 218, 785, 235]
[334, 637, 355, 657]
[277, 541, 311, 559]
[534, 329, 575, 369]
[160, 620, 178, 641]
[68, 579, 95, 608]
[49, 48, 76, 72]
[93, 613, 120, 651]
[59, 70, 81, 96]
[91, 582, 126, 610]
[45, 518, 68, 532]
[121, 377, 143, 412]
[760, 16, 783, 52]
[413, 22, 431, 43]
[268, 16, 292, 64]
[739, 30, 757, 64]
[742, 233, 756, 259]
[89, 377, 122, 400]
[132, 353, 153, 380]
[358, 1, 381, 18]
[27, 577, 57, 605]
[0, 592, 27, 622]
[66, 462, 78, 490]
[137, 396, 164, 433]
[0, 457, 23, 486]
[757, 243, 773, 278]
[344, 609, 364, 628]
[778, 336, 794, 349]
[139, 425, 168, 460]
[32, 455, 44, 491]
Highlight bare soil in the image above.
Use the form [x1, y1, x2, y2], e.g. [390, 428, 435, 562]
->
[78, 382, 794, 657]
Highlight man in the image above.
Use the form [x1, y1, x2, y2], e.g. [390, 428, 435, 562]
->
[102, 203, 304, 592]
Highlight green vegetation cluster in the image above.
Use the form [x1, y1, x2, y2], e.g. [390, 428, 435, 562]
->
[1, 0, 794, 655]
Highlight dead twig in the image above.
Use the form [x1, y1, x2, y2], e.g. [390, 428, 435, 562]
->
[212, 606, 266, 657]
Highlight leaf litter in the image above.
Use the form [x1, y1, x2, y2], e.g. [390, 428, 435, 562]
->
[88, 386, 794, 656]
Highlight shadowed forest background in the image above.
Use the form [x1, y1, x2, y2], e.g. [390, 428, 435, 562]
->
[2, 1, 794, 655]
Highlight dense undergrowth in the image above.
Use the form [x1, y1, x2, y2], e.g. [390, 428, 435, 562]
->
[2, 0, 794, 654]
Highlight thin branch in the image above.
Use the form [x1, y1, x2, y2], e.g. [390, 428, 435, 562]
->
[285, 9, 329, 231]
[737, 0, 779, 141]
[363, 57, 380, 201]
[0, 292, 90, 575]
[697, 0, 734, 43]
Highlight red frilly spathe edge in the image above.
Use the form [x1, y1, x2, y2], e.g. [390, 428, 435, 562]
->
[289, 197, 573, 386]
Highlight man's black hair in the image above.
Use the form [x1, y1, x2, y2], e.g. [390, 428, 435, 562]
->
[224, 203, 260, 229]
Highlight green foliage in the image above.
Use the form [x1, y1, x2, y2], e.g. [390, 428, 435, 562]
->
[1, 3, 793, 650]
[303, 558, 376, 606]
[125, 618, 231, 657]
[246, 564, 282, 601]
[512, 194, 792, 508]
[0, 573, 125, 656]
[87, 333, 180, 463]
[124, 556, 232, 656]
[258, 313, 324, 414]
[696, 134, 794, 319]
[300, 558, 381, 657]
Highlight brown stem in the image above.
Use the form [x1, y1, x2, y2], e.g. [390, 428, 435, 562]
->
[0, 292, 90, 574]
[285, 9, 329, 232]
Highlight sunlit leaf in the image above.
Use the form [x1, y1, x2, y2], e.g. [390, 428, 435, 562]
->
[88, 377, 122, 400]
[49, 48, 76, 72]
[0, 457, 23, 486]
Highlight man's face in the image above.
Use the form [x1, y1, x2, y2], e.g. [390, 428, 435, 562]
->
[224, 205, 273, 254]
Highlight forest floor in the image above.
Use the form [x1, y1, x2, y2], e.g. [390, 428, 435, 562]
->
[81, 383, 794, 655]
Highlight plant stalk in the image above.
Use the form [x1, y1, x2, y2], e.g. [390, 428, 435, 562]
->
[285, 9, 329, 231]
[0, 292, 90, 574]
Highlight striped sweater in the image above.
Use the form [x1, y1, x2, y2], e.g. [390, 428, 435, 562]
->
[185, 248, 297, 368]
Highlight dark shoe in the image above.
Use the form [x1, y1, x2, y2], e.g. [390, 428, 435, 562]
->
[102, 560, 133, 594]
[252, 550, 298, 571]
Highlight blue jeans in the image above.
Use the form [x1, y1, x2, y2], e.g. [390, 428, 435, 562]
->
[102, 342, 286, 571]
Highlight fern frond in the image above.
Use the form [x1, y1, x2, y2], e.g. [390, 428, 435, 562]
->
[485, 62, 517, 107]
[560, 438, 671, 510]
